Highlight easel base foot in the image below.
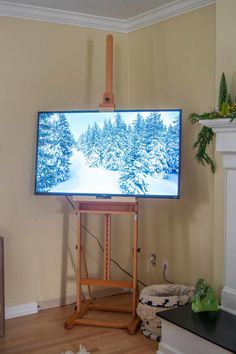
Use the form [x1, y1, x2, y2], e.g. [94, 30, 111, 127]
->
[127, 317, 141, 335]
[64, 312, 79, 329]
[65, 311, 141, 334]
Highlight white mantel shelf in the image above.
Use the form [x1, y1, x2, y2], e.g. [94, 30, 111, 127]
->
[200, 118, 236, 129]
[200, 118, 236, 315]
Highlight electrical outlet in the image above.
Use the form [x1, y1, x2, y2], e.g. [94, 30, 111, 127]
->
[162, 259, 168, 273]
[147, 253, 157, 273]
[150, 253, 157, 266]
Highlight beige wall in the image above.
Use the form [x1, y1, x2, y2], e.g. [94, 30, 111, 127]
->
[216, 0, 236, 96]
[0, 4, 217, 308]
[0, 17, 129, 306]
[128, 5, 216, 287]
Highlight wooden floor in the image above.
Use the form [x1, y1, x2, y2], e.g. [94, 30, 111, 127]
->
[0, 294, 158, 354]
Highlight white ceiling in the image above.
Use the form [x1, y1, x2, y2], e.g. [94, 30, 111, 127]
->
[0, 0, 215, 32]
[0, 0, 177, 20]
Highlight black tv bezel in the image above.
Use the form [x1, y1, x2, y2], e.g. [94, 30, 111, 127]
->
[34, 109, 182, 199]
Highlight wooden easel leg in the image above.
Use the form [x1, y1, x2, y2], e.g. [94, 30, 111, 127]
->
[65, 212, 92, 329]
[81, 230, 92, 301]
[127, 316, 141, 335]
[76, 212, 82, 312]
[104, 214, 111, 281]
[65, 211, 82, 329]
[127, 206, 141, 335]
[132, 212, 138, 315]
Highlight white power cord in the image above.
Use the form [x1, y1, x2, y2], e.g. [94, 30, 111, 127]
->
[147, 253, 157, 273]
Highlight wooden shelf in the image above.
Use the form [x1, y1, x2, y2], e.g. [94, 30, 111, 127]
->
[77, 201, 138, 214]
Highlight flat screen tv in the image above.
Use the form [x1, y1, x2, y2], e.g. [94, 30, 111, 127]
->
[34, 110, 181, 198]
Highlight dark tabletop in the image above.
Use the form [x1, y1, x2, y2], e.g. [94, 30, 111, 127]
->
[158, 304, 236, 353]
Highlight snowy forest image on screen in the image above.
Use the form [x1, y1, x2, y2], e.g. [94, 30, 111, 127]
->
[35, 110, 181, 197]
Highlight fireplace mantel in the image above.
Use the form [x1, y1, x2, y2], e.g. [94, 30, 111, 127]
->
[200, 118, 236, 153]
[156, 118, 236, 354]
[200, 118, 236, 315]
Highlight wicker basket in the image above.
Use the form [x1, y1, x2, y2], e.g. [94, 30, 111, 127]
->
[136, 284, 194, 341]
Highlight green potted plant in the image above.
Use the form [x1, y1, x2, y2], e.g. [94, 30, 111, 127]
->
[189, 73, 236, 172]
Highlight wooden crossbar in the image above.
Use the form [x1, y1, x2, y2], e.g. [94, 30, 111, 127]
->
[88, 304, 132, 313]
[80, 278, 133, 288]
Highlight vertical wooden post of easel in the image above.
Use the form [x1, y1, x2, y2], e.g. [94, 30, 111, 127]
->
[99, 34, 115, 110]
[81, 225, 92, 302]
[127, 202, 140, 335]
[132, 207, 138, 316]
[76, 209, 82, 312]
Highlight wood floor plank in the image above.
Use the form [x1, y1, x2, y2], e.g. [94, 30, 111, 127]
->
[0, 294, 158, 354]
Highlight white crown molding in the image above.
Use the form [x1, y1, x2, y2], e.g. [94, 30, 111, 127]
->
[127, 0, 216, 32]
[0, 0, 215, 33]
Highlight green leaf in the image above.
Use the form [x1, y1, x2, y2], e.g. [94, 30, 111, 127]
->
[192, 126, 216, 173]
[218, 72, 228, 110]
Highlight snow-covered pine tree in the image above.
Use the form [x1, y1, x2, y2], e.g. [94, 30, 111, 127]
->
[165, 116, 180, 173]
[86, 122, 102, 167]
[36, 113, 58, 191]
[144, 112, 165, 153]
[119, 127, 149, 195]
[132, 113, 146, 135]
[56, 113, 74, 182]
[100, 118, 116, 169]
[108, 113, 128, 171]
[76, 132, 85, 151]
[144, 112, 169, 178]
[218, 72, 228, 110]
[36, 113, 74, 191]
[80, 124, 93, 161]
[148, 142, 169, 178]
[131, 113, 149, 172]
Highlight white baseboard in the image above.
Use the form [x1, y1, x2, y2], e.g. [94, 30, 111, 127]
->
[220, 304, 236, 316]
[221, 286, 236, 315]
[38, 288, 129, 310]
[5, 288, 129, 319]
[5, 302, 38, 319]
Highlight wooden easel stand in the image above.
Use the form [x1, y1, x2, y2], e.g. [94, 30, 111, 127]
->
[65, 200, 140, 334]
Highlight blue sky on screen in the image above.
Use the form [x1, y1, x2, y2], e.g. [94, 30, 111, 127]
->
[65, 110, 180, 140]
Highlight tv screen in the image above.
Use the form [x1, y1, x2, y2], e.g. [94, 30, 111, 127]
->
[35, 110, 181, 198]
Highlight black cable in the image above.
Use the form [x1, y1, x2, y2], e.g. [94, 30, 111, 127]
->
[65, 196, 147, 287]
[66, 196, 78, 213]
[81, 225, 104, 253]
[81, 224, 146, 286]
[162, 264, 175, 284]
[67, 196, 173, 286]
